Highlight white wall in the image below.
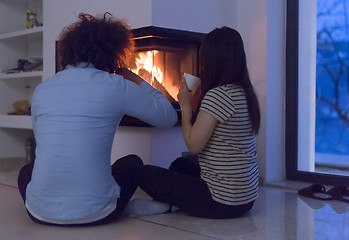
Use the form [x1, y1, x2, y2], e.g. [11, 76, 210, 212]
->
[150, 127, 188, 168]
[233, 0, 286, 183]
[151, 0, 236, 33]
[265, 0, 286, 182]
[110, 127, 152, 165]
[43, 0, 287, 183]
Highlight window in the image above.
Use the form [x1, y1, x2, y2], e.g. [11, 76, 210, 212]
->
[286, 0, 349, 185]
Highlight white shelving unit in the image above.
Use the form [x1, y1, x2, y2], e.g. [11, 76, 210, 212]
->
[0, 70, 43, 80]
[0, 115, 32, 129]
[0, 26, 43, 41]
[0, 0, 42, 159]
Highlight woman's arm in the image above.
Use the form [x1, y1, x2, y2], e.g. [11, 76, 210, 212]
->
[178, 80, 218, 154]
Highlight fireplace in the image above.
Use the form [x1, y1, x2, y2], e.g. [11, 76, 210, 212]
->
[120, 26, 205, 127]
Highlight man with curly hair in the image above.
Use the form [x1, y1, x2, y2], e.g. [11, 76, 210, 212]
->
[17, 13, 178, 226]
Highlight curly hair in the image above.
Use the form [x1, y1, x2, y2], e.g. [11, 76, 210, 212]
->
[57, 12, 134, 73]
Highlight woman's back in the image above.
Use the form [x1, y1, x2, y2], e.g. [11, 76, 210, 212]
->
[198, 84, 259, 206]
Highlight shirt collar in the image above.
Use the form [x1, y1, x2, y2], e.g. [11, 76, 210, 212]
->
[65, 62, 95, 69]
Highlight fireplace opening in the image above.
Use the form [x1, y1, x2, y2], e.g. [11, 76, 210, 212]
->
[120, 26, 205, 127]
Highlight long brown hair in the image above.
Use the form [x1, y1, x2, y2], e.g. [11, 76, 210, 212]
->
[195, 27, 260, 134]
[57, 13, 134, 73]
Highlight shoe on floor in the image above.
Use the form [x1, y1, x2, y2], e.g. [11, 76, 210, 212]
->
[327, 186, 349, 203]
[298, 184, 332, 200]
[125, 198, 171, 216]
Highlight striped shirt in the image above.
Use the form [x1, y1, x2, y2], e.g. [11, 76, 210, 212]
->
[198, 84, 259, 206]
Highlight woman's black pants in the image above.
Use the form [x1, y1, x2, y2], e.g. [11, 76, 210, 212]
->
[138, 155, 254, 219]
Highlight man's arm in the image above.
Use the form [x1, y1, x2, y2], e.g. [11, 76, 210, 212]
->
[116, 68, 143, 85]
[117, 68, 178, 128]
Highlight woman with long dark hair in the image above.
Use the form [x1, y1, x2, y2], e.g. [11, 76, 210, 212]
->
[137, 27, 260, 219]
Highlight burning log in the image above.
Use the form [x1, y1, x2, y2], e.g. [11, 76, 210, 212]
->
[138, 68, 176, 103]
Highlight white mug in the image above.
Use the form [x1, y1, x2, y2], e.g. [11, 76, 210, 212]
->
[184, 73, 200, 90]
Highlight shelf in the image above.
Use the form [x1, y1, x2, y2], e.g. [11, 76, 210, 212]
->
[0, 0, 36, 4]
[0, 71, 43, 80]
[0, 27, 43, 41]
[0, 115, 32, 129]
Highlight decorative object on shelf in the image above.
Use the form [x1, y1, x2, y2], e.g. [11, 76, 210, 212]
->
[8, 100, 31, 115]
[26, 10, 40, 29]
[21, 58, 43, 72]
[1, 58, 43, 74]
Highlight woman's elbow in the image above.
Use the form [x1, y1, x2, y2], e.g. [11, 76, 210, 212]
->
[186, 144, 203, 155]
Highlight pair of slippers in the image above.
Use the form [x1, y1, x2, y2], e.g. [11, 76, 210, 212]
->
[298, 184, 349, 203]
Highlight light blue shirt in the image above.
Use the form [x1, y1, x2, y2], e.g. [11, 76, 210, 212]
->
[26, 63, 177, 223]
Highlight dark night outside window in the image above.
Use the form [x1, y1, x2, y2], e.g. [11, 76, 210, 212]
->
[286, 0, 349, 185]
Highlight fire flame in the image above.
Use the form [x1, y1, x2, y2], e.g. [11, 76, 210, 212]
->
[134, 50, 163, 85]
[132, 50, 178, 101]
